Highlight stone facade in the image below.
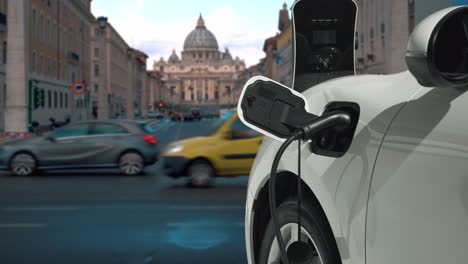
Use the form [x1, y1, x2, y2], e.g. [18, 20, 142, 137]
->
[153, 15, 245, 112]
[89, 19, 147, 119]
[0, 0, 7, 132]
[355, 0, 455, 74]
[5, 0, 94, 132]
[261, 4, 293, 87]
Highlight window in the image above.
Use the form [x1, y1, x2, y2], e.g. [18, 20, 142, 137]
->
[32, 51, 36, 73]
[65, 94, 68, 108]
[54, 91, 57, 108]
[94, 63, 99, 77]
[47, 90, 51, 108]
[46, 18, 50, 45]
[39, 14, 43, 42]
[230, 118, 260, 139]
[39, 55, 43, 74]
[47, 57, 51, 76]
[2, 41, 5, 64]
[32, 9, 37, 40]
[170, 86, 175, 97]
[90, 124, 128, 135]
[94, 84, 99, 93]
[53, 124, 89, 139]
[94, 48, 99, 58]
[59, 92, 63, 108]
[226, 86, 231, 96]
[214, 87, 219, 100]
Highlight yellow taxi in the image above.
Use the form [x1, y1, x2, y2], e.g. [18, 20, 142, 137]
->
[162, 111, 263, 187]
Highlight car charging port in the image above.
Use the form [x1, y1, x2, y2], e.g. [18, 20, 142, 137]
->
[309, 102, 360, 158]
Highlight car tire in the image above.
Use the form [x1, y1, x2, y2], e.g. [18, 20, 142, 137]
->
[10, 153, 37, 176]
[119, 152, 144, 176]
[258, 199, 341, 264]
[187, 159, 214, 188]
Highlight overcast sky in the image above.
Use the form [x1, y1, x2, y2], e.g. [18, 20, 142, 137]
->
[91, 0, 295, 69]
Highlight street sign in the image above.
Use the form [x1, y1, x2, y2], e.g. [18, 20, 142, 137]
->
[71, 81, 86, 96]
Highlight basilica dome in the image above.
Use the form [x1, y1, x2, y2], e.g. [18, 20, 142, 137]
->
[183, 14, 219, 50]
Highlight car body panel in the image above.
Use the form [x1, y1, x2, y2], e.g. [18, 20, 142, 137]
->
[163, 113, 263, 177]
[245, 71, 423, 264]
[367, 87, 468, 264]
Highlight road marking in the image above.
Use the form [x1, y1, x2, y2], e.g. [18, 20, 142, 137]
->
[2, 206, 81, 212]
[173, 122, 183, 140]
[169, 205, 245, 211]
[167, 222, 244, 227]
[0, 223, 46, 228]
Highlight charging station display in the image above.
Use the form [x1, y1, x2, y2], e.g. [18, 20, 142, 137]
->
[292, 0, 357, 92]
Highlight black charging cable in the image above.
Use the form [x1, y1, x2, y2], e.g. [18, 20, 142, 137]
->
[269, 130, 303, 264]
[269, 111, 352, 264]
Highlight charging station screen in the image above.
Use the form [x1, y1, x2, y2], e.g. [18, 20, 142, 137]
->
[312, 30, 337, 45]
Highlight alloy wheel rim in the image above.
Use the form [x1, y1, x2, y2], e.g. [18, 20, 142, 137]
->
[267, 223, 323, 264]
[120, 153, 143, 175]
[11, 154, 35, 176]
[189, 163, 212, 186]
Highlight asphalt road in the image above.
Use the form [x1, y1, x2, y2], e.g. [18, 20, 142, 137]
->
[0, 120, 250, 264]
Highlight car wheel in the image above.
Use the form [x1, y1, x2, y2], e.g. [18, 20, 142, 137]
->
[258, 199, 341, 264]
[10, 153, 36, 176]
[119, 152, 144, 176]
[187, 159, 214, 187]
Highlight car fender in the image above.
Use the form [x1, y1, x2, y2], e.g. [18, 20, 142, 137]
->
[246, 71, 424, 264]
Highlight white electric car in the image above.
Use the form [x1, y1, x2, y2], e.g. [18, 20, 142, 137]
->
[245, 6, 468, 264]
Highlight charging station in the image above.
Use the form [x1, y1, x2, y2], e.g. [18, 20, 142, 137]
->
[292, 0, 357, 92]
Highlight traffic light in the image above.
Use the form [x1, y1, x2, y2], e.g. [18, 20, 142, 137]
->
[33, 87, 45, 109]
[158, 102, 164, 109]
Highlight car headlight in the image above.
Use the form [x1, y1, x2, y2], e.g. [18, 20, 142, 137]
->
[166, 144, 183, 154]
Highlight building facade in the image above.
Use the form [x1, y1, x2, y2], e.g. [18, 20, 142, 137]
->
[261, 3, 293, 87]
[5, 0, 94, 132]
[355, 0, 457, 74]
[89, 18, 148, 119]
[145, 70, 164, 112]
[0, 0, 7, 132]
[130, 49, 148, 118]
[153, 15, 245, 112]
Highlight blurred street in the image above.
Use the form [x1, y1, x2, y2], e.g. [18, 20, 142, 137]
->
[0, 120, 249, 264]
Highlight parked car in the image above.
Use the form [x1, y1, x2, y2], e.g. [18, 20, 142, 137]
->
[0, 120, 159, 176]
[162, 111, 263, 187]
[245, 6, 468, 264]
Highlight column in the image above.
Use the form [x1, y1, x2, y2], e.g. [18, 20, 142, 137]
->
[5, 0, 29, 132]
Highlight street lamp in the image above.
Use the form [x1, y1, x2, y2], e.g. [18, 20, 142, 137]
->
[97, 16, 108, 30]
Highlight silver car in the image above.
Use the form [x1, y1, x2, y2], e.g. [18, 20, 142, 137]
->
[0, 120, 159, 176]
